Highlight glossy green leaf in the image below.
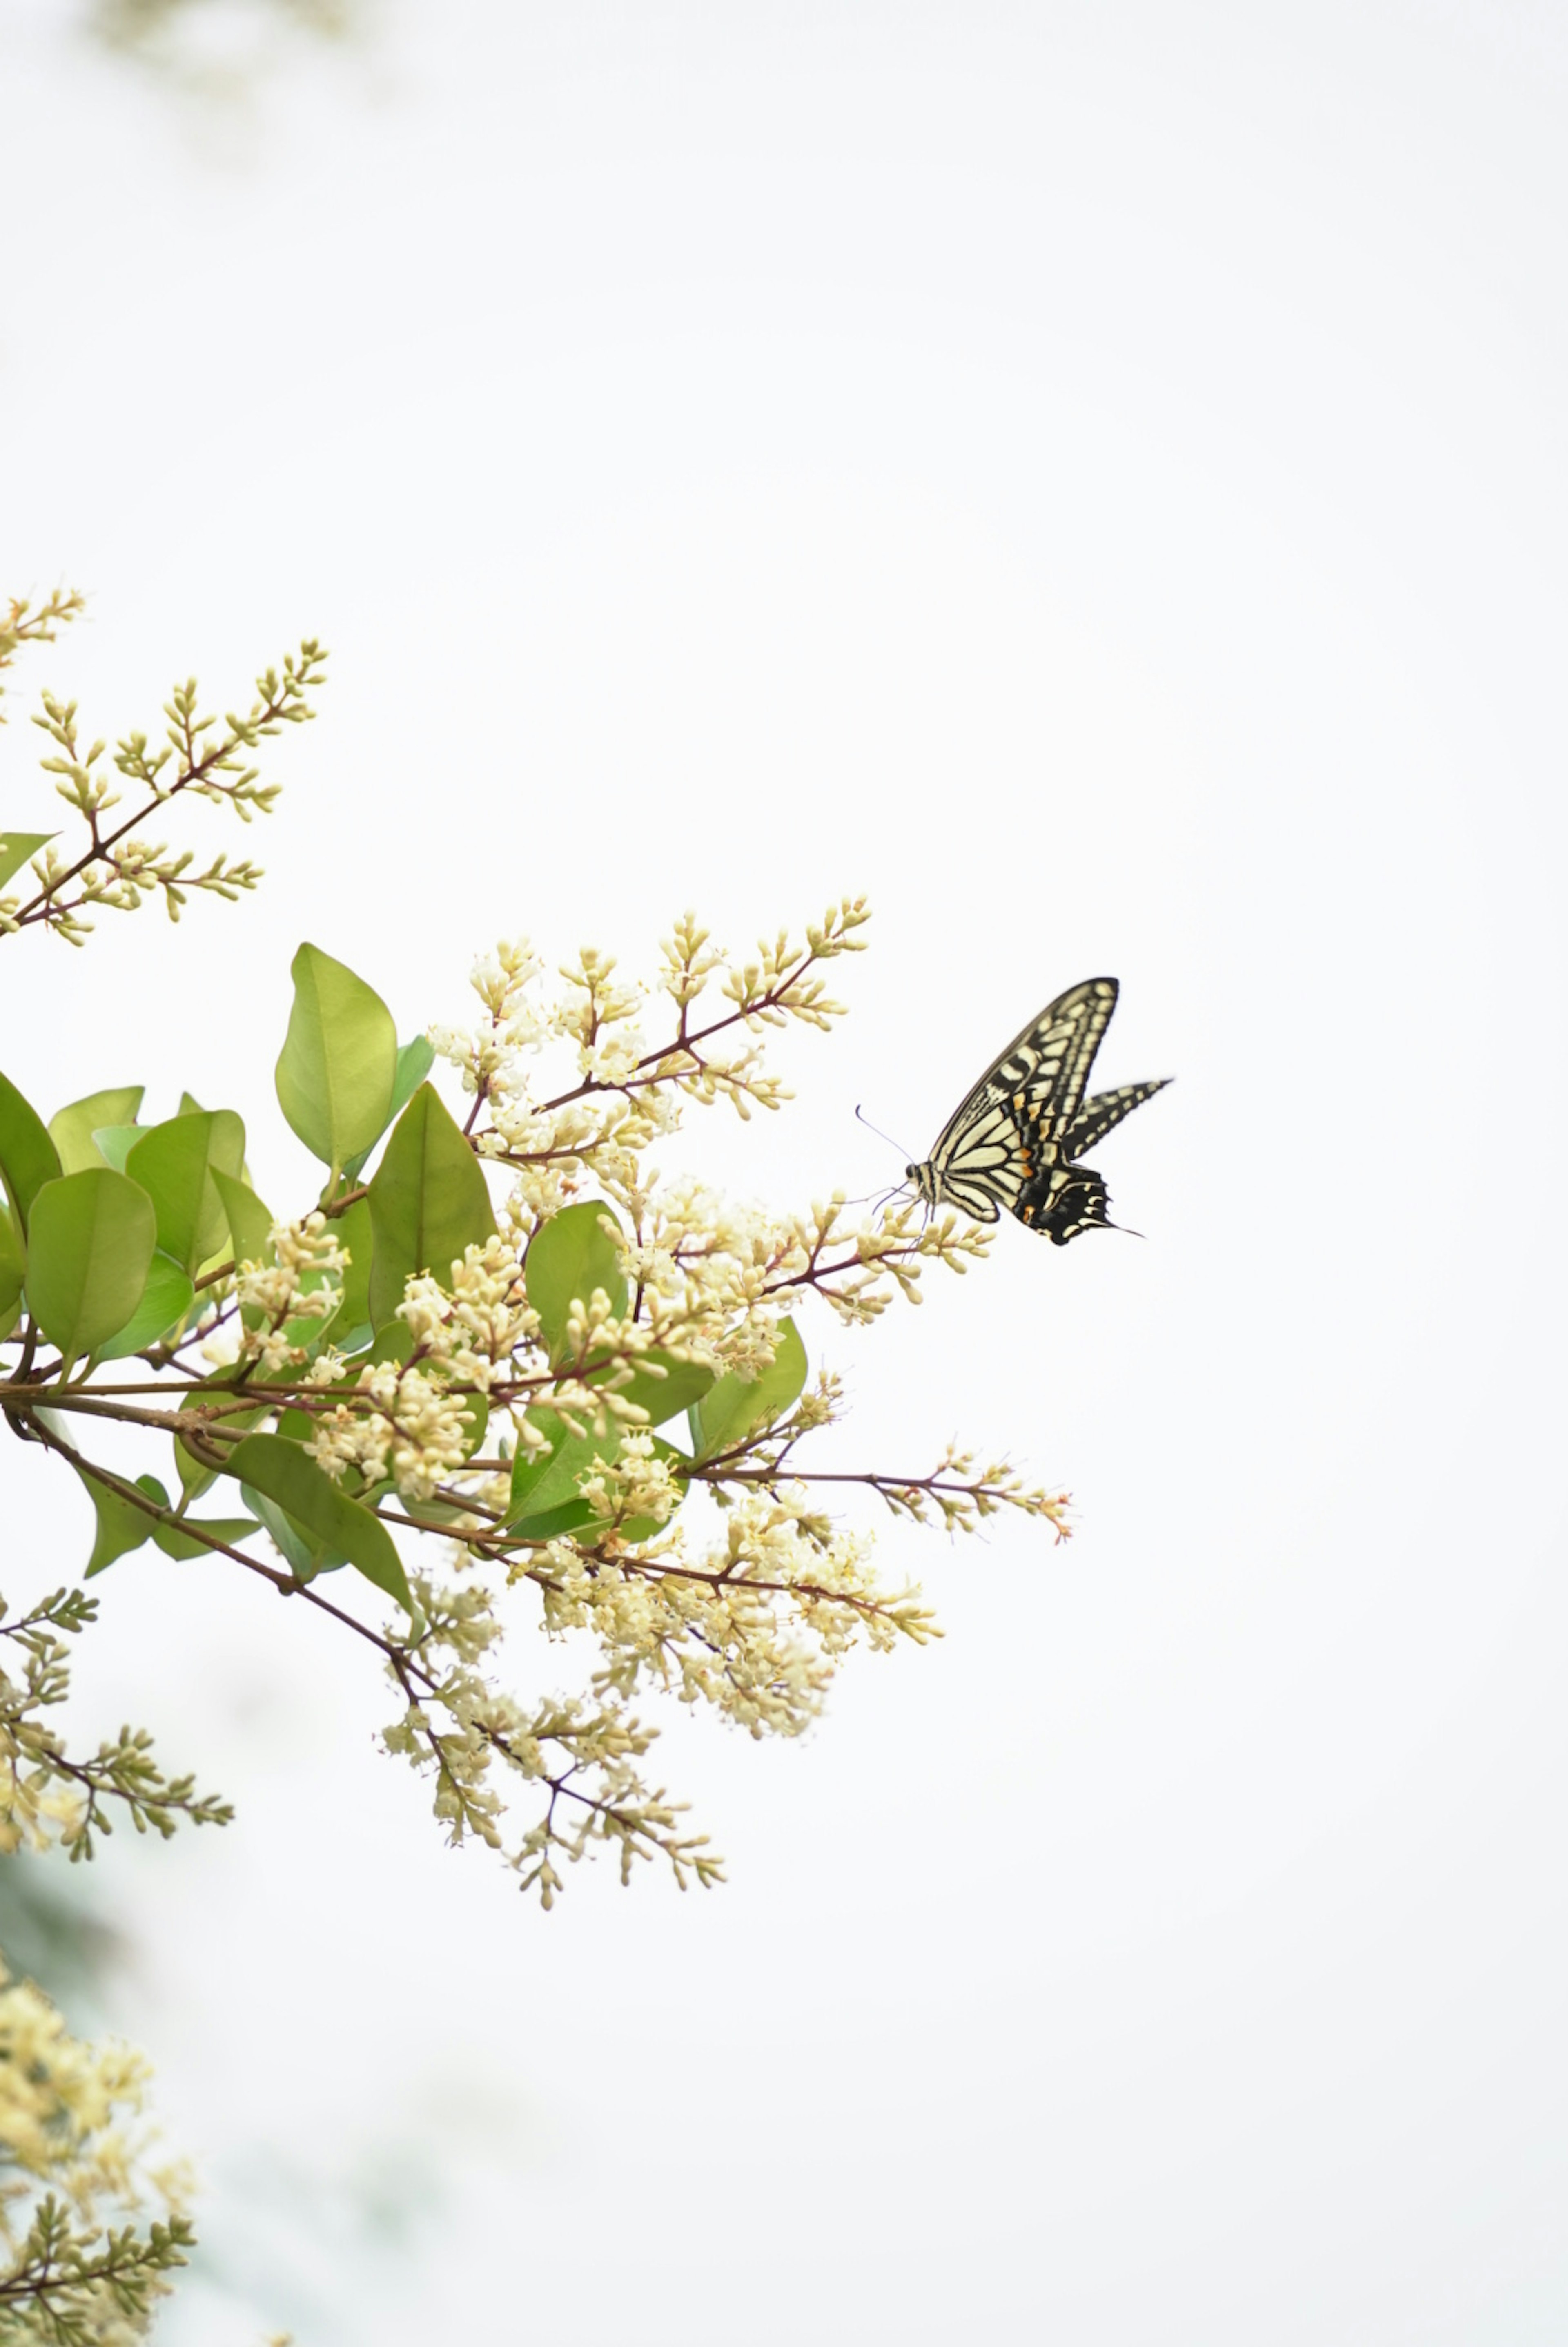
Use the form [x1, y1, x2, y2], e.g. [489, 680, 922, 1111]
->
[393, 1033, 436, 1104]
[590, 1346, 715, 1428]
[80, 1468, 166, 1578]
[225, 1432, 413, 1612]
[126, 1109, 246, 1274]
[361, 1319, 413, 1366]
[0, 1070, 62, 1234]
[506, 1408, 620, 1528]
[275, 942, 397, 1177]
[211, 1168, 274, 1266]
[366, 1082, 496, 1330]
[343, 1034, 438, 1180]
[506, 1414, 686, 1540]
[688, 1316, 809, 1463]
[333, 1195, 374, 1334]
[97, 1249, 195, 1361]
[176, 1439, 216, 1502]
[241, 1483, 341, 1577]
[151, 1511, 259, 1562]
[0, 1207, 23, 1317]
[27, 1169, 157, 1363]
[0, 1299, 20, 1345]
[48, 1088, 145, 1176]
[0, 831, 54, 891]
[90, 1125, 139, 1174]
[525, 1200, 628, 1359]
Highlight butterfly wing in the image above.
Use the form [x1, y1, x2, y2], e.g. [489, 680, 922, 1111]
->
[915, 1087, 1017, 1218]
[918, 978, 1119, 1204]
[1015, 1163, 1114, 1245]
[1062, 1078, 1172, 1160]
[947, 977, 1119, 1127]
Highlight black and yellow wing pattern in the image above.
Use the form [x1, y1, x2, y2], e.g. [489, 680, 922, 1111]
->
[906, 978, 1169, 1244]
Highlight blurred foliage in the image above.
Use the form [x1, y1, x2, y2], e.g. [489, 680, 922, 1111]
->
[81, 0, 376, 106]
[0, 1860, 120, 2013]
[92, 0, 359, 48]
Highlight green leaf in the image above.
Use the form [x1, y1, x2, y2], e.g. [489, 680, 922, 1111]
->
[506, 1408, 620, 1529]
[48, 1088, 145, 1176]
[333, 1196, 374, 1334]
[152, 1513, 258, 1561]
[211, 1168, 274, 1266]
[275, 942, 397, 1179]
[176, 1440, 216, 1503]
[343, 1034, 437, 1181]
[80, 1468, 167, 1579]
[394, 1033, 436, 1103]
[590, 1346, 715, 1428]
[0, 1070, 62, 1235]
[359, 1319, 413, 1367]
[506, 1414, 686, 1540]
[0, 831, 55, 891]
[90, 1124, 139, 1174]
[27, 1169, 157, 1363]
[688, 1317, 809, 1463]
[97, 1249, 195, 1361]
[126, 1110, 246, 1275]
[524, 1200, 628, 1359]
[0, 1207, 23, 1317]
[366, 1082, 497, 1330]
[241, 1483, 341, 1577]
[225, 1432, 413, 1613]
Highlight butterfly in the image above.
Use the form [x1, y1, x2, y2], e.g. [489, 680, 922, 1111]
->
[905, 978, 1169, 1243]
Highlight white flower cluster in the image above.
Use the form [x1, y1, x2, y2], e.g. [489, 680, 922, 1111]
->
[399, 1236, 538, 1392]
[308, 1361, 471, 1500]
[577, 1433, 686, 1528]
[212, 1212, 349, 1376]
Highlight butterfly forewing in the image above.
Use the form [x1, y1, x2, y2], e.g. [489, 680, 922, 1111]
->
[927, 977, 1117, 1165]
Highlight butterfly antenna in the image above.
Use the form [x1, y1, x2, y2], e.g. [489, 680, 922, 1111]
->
[855, 1103, 913, 1161]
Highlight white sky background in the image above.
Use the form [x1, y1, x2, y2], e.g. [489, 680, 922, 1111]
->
[4, 1, 1568, 2337]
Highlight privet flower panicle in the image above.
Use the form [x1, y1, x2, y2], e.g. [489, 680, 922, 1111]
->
[265, 907, 1067, 1897]
[309, 1361, 473, 1499]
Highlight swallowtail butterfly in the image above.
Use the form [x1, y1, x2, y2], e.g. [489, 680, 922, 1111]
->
[906, 978, 1169, 1243]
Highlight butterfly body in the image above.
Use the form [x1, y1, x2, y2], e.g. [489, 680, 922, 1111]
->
[906, 978, 1168, 1243]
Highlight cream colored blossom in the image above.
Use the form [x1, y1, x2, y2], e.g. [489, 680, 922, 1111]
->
[0, 1955, 192, 2337]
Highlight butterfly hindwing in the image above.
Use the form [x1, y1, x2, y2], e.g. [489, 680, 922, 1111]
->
[1062, 1078, 1172, 1161]
[906, 977, 1167, 1244]
[1015, 1165, 1114, 1243]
